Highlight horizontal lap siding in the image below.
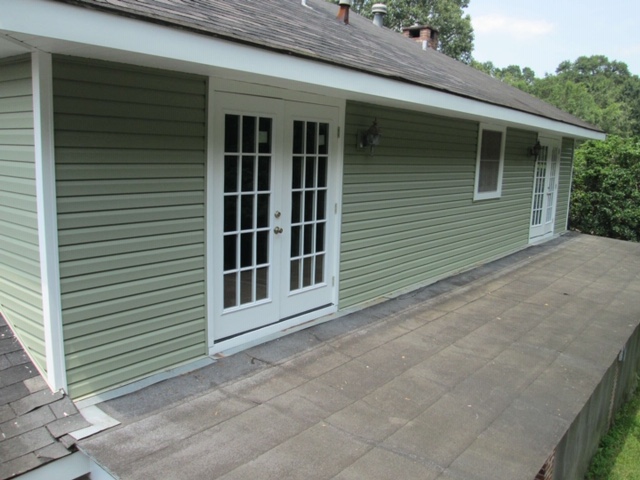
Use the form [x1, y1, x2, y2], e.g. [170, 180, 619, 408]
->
[53, 57, 207, 398]
[0, 56, 46, 371]
[339, 102, 535, 309]
[555, 138, 575, 234]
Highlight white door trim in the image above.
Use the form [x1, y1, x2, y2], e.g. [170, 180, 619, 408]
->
[206, 80, 345, 352]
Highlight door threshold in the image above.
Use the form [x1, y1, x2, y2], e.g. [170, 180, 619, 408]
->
[209, 304, 338, 357]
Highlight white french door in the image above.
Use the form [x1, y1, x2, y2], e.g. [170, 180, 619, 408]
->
[210, 93, 339, 341]
[530, 138, 560, 240]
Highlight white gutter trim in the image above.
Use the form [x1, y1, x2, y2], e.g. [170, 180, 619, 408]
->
[2, 0, 603, 141]
[14, 452, 88, 480]
[15, 451, 117, 480]
[32, 50, 67, 392]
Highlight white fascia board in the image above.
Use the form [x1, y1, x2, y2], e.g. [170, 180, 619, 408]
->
[32, 50, 67, 393]
[17, 451, 117, 480]
[16, 452, 90, 480]
[1, 0, 604, 141]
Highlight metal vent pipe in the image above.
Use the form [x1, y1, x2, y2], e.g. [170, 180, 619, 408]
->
[372, 3, 387, 27]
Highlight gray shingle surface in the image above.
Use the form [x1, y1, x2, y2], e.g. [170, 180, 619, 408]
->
[0, 428, 55, 463]
[10, 390, 65, 417]
[0, 454, 41, 480]
[0, 316, 92, 479]
[46, 414, 92, 439]
[49, 396, 79, 419]
[78, 234, 640, 480]
[54, 0, 600, 132]
[35, 441, 72, 461]
[0, 407, 56, 440]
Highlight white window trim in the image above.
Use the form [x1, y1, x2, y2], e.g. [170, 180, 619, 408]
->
[473, 123, 507, 201]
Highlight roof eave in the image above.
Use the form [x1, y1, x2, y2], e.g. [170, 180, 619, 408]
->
[0, 0, 604, 140]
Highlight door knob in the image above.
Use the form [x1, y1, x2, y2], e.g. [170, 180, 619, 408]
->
[274, 226, 284, 234]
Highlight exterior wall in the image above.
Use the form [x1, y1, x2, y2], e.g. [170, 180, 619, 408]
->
[339, 102, 536, 309]
[554, 137, 575, 234]
[553, 325, 640, 480]
[0, 56, 47, 372]
[53, 57, 207, 398]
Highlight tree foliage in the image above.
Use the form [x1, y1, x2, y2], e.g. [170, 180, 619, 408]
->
[570, 136, 640, 242]
[472, 55, 640, 137]
[471, 61, 536, 92]
[342, 0, 474, 63]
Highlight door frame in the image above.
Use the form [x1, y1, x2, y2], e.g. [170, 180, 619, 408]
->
[205, 79, 346, 354]
[529, 136, 561, 242]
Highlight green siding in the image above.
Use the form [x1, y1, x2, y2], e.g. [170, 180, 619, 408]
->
[53, 57, 207, 398]
[0, 56, 46, 371]
[555, 137, 575, 234]
[339, 102, 536, 309]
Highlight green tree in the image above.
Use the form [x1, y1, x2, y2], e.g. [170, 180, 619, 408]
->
[472, 55, 640, 136]
[471, 61, 537, 93]
[571, 136, 640, 242]
[530, 76, 602, 127]
[344, 0, 474, 63]
[551, 56, 636, 136]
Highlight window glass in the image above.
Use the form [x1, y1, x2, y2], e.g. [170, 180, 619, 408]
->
[474, 127, 505, 199]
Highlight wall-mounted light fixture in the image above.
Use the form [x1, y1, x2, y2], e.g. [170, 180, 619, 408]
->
[358, 119, 382, 154]
[528, 140, 542, 159]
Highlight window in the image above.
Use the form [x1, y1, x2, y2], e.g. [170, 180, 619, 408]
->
[474, 124, 506, 200]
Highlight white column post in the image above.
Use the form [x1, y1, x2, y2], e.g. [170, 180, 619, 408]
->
[32, 50, 67, 392]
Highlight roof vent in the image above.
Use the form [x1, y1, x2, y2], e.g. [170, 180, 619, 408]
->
[372, 4, 387, 27]
[337, 0, 352, 25]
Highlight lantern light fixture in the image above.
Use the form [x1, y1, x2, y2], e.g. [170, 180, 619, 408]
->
[358, 119, 382, 154]
[528, 140, 542, 159]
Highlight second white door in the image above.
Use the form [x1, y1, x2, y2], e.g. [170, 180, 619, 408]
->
[530, 138, 560, 240]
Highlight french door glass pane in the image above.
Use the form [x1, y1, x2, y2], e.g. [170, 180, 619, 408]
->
[225, 116, 239, 152]
[546, 147, 559, 223]
[289, 120, 329, 292]
[531, 148, 548, 227]
[223, 114, 272, 309]
[478, 130, 503, 193]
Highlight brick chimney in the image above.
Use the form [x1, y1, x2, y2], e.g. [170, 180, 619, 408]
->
[402, 25, 439, 50]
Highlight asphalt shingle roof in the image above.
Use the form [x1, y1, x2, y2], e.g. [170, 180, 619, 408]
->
[0, 316, 91, 479]
[56, 0, 601, 133]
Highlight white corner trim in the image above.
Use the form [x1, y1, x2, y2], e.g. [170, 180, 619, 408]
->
[205, 78, 216, 348]
[32, 50, 67, 392]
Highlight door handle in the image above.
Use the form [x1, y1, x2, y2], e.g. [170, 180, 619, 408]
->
[274, 226, 284, 234]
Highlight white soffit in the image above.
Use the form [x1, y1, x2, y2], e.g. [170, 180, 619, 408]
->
[0, 33, 33, 57]
[0, 0, 604, 140]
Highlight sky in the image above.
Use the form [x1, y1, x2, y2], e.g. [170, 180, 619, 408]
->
[465, 0, 640, 77]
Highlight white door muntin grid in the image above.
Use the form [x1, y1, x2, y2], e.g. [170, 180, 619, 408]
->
[530, 138, 561, 240]
[211, 94, 338, 340]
